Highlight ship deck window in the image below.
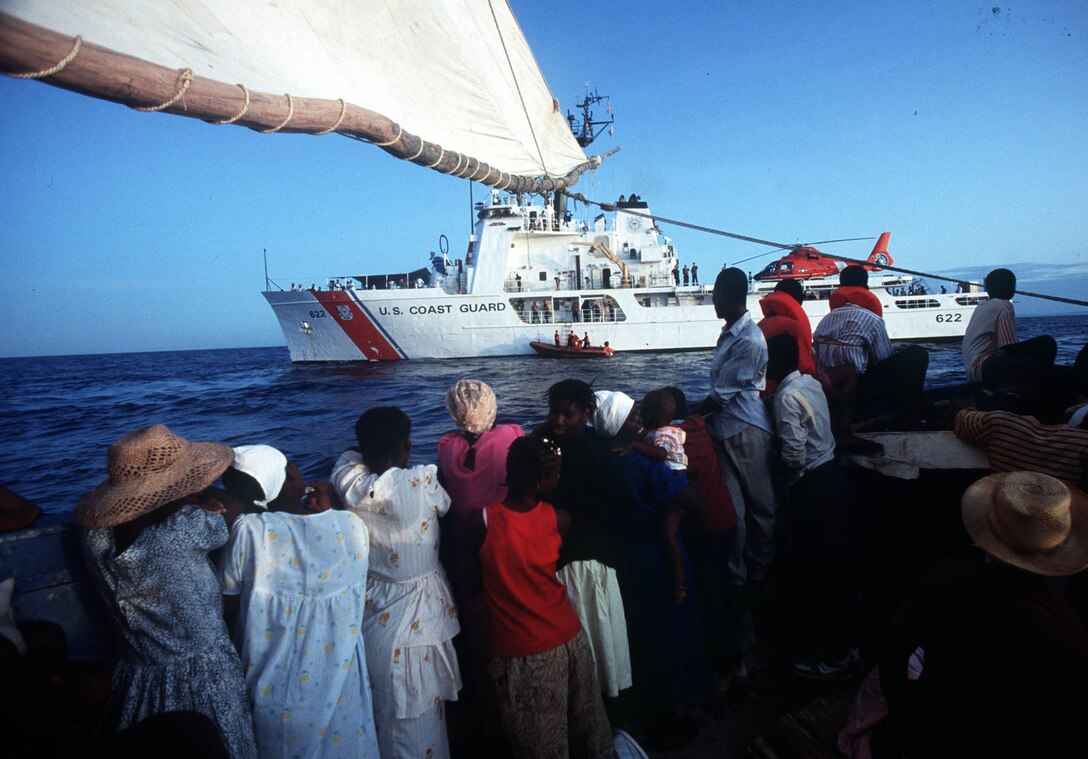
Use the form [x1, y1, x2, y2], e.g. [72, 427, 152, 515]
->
[954, 295, 989, 306]
[508, 295, 625, 324]
[894, 298, 941, 309]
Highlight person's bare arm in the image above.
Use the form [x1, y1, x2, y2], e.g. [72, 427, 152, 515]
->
[660, 506, 687, 604]
[304, 480, 342, 512]
[692, 395, 717, 416]
[462, 509, 487, 599]
[555, 507, 572, 544]
[627, 439, 668, 460]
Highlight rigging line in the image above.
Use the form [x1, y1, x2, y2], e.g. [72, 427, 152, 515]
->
[562, 191, 799, 248]
[821, 254, 1088, 308]
[487, 0, 549, 178]
[1008, 289, 1088, 308]
[565, 192, 1088, 309]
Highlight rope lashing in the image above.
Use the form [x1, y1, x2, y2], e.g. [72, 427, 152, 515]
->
[314, 98, 347, 135]
[135, 68, 193, 112]
[210, 84, 250, 125]
[8, 35, 82, 78]
[372, 125, 403, 147]
[456, 158, 476, 179]
[425, 147, 445, 169]
[260, 93, 294, 133]
[442, 154, 464, 176]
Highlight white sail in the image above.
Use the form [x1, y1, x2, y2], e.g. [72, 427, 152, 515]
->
[0, 0, 588, 180]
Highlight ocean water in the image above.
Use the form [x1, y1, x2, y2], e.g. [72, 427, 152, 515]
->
[2, 314, 1084, 516]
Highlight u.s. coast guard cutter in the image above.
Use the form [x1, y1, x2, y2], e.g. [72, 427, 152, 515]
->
[262, 194, 984, 362]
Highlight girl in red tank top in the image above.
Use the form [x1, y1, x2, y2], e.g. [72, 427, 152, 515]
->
[469, 437, 613, 758]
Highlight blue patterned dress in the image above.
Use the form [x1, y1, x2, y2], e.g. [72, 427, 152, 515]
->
[82, 505, 257, 759]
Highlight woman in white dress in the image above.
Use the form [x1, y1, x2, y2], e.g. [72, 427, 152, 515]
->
[332, 407, 462, 759]
[219, 445, 380, 759]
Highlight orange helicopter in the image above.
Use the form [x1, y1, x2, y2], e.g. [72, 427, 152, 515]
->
[753, 232, 893, 282]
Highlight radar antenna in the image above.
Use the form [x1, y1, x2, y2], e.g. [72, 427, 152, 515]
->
[567, 88, 614, 148]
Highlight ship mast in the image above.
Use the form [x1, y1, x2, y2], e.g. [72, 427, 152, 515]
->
[566, 89, 614, 148]
[558, 89, 614, 219]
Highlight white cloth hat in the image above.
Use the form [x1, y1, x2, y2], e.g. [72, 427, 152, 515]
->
[592, 390, 635, 438]
[230, 445, 288, 508]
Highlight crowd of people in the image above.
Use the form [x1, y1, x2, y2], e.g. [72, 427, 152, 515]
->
[3, 265, 1087, 758]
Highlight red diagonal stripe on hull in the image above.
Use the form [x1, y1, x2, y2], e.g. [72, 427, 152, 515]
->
[311, 290, 402, 360]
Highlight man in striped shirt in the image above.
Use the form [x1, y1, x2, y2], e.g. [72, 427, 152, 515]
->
[953, 408, 1088, 489]
[961, 268, 1056, 386]
[813, 266, 928, 438]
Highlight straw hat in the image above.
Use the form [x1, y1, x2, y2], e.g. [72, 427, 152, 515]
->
[961, 471, 1088, 577]
[76, 424, 233, 529]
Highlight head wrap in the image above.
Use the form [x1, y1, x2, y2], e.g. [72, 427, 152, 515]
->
[592, 390, 635, 438]
[445, 380, 498, 436]
[230, 445, 288, 508]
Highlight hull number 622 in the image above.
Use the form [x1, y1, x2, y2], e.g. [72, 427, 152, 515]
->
[935, 313, 962, 323]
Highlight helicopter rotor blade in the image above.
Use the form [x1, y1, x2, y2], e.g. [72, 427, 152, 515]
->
[732, 248, 789, 266]
[800, 236, 876, 247]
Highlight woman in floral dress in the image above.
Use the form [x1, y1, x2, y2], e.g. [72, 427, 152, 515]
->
[332, 406, 462, 758]
[219, 444, 380, 759]
[77, 424, 257, 759]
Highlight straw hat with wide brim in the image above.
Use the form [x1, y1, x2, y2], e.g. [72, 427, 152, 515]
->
[76, 424, 233, 529]
[962, 471, 1088, 577]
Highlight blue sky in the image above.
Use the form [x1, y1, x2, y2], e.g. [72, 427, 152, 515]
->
[1, 1, 1086, 357]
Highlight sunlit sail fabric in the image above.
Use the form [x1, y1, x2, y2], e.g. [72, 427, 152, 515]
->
[0, 0, 588, 180]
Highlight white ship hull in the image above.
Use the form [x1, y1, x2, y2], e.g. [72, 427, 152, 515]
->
[264, 284, 981, 362]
